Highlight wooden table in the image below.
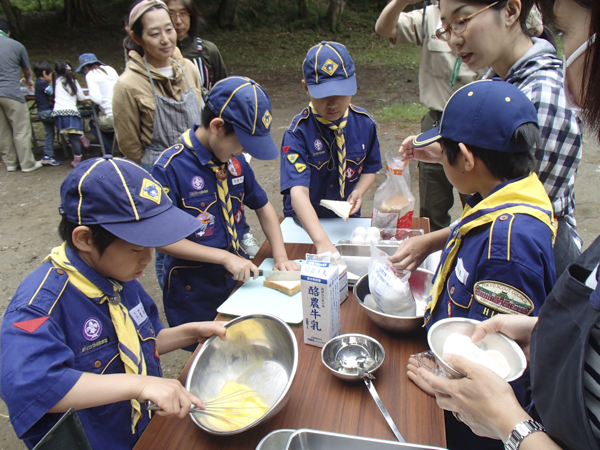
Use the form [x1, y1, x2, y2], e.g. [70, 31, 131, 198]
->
[134, 241, 446, 449]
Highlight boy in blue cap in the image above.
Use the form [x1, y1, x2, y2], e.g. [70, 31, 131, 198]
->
[152, 76, 300, 329]
[0, 155, 227, 450]
[392, 80, 557, 449]
[280, 41, 382, 254]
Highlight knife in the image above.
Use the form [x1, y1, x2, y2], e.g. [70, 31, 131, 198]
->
[260, 270, 301, 281]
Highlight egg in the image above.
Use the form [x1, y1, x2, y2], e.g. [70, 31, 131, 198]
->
[366, 227, 380, 239]
[364, 235, 379, 246]
[352, 226, 367, 238]
[351, 235, 365, 245]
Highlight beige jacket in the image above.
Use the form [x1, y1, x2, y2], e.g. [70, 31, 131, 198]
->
[392, 7, 484, 112]
[112, 48, 203, 164]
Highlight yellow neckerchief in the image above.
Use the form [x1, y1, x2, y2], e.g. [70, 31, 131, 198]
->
[45, 243, 147, 434]
[206, 159, 240, 252]
[310, 103, 349, 198]
[425, 173, 556, 324]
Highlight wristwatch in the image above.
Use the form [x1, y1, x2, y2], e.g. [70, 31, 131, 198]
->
[505, 420, 546, 450]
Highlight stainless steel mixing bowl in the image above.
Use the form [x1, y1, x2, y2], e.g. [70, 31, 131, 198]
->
[185, 314, 298, 435]
[353, 269, 434, 333]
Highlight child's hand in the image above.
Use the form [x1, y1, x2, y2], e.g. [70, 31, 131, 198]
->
[388, 234, 430, 272]
[224, 253, 259, 281]
[137, 376, 204, 419]
[407, 357, 436, 396]
[273, 259, 301, 271]
[399, 136, 443, 164]
[347, 191, 363, 215]
[192, 321, 228, 344]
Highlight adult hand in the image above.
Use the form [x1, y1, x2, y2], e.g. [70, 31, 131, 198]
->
[388, 234, 431, 272]
[471, 315, 538, 363]
[421, 354, 531, 441]
[273, 259, 302, 271]
[347, 190, 363, 215]
[137, 376, 205, 419]
[407, 357, 436, 396]
[399, 136, 443, 164]
[224, 254, 259, 281]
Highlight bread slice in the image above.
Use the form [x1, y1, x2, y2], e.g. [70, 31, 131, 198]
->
[319, 199, 353, 221]
[263, 279, 301, 296]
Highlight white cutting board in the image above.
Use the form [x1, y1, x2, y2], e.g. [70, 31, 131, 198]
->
[217, 258, 304, 324]
[280, 217, 372, 244]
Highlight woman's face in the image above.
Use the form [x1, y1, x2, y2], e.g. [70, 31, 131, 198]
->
[137, 8, 177, 67]
[554, 0, 593, 103]
[166, 0, 191, 41]
[439, 0, 513, 72]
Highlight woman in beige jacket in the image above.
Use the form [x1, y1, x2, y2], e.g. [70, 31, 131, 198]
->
[113, 0, 203, 167]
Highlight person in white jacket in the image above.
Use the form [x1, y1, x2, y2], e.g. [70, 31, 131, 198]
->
[76, 53, 119, 153]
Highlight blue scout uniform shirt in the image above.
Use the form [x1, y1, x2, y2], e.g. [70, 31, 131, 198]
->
[425, 176, 557, 328]
[0, 244, 164, 450]
[280, 105, 382, 218]
[152, 127, 269, 327]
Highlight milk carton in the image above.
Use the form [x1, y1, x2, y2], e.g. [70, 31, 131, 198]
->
[301, 252, 341, 347]
[333, 252, 349, 304]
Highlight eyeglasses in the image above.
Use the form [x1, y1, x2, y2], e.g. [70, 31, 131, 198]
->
[169, 12, 190, 19]
[435, 1, 499, 42]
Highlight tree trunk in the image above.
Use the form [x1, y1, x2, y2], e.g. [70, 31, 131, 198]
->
[218, 0, 240, 29]
[298, 0, 309, 19]
[0, 0, 23, 36]
[64, 0, 105, 28]
[326, 0, 347, 31]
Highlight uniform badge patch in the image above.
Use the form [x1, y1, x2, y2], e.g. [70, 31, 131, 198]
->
[196, 212, 215, 237]
[321, 59, 339, 76]
[345, 167, 356, 179]
[191, 175, 205, 191]
[228, 158, 242, 177]
[234, 204, 244, 224]
[13, 316, 48, 333]
[314, 139, 323, 151]
[83, 318, 102, 341]
[282, 145, 290, 154]
[140, 179, 162, 204]
[262, 110, 272, 129]
[474, 281, 534, 315]
[295, 163, 307, 173]
[287, 153, 299, 164]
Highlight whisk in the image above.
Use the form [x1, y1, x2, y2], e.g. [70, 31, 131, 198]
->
[145, 388, 269, 428]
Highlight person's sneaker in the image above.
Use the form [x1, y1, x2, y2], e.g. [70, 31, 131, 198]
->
[240, 233, 260, 258]
[22, 161, 43, 173]
[6, 165, 18, 172]
[41, 156, 61, 166]
[79, 134, 90, 148]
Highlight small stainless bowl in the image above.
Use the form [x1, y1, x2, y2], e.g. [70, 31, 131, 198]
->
[186, 314, 298, 435]
[354, 269, 434, 333]
[321, 334, 385, 382]
[427, 317, 527, 382]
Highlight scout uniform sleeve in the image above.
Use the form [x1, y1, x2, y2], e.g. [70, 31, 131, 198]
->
[280, 130, 311, 194]
[151, 156, 181, 207]
[113, 81, 144, 164]
[355, 110, 382, 174]
[392, 8, 425, 47]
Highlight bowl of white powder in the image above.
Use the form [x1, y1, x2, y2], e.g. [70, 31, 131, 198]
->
[427, 318, 527, 382]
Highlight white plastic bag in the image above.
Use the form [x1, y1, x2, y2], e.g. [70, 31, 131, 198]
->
[372, 153, 415, 237]
[368, 245, 416, 316]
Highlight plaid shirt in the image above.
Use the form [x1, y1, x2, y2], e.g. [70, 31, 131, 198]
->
[486, 38, 583, 228]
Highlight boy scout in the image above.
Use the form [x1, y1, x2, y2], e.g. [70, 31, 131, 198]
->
[280, 41, 382, 254]
[0, 155, 227, 450]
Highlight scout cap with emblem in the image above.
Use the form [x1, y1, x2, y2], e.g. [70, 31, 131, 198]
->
[204, 75, 279, 160]
[59, 155, 200, 247]
[412, 79, 539, 152]
[303, 41, 357, 99]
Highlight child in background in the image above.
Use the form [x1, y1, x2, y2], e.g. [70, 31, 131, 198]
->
[392, 80, 556, 449]
[152, 76, 300, 330]
[0, 155, 227, 449]
[280, 41, 382, 254]
[33, 60, 60, 166]
[51, 60, 89, 168]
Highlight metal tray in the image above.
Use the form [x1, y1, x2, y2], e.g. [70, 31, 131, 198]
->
[285, 429, 447, 450]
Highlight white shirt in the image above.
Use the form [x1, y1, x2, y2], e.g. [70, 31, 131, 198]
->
[85, 66, 119, 117]
[52, 77, 86, 112]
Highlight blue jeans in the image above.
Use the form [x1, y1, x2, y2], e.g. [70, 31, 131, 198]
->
[89, 119, 114, 153]
[38, 110, 55, 158]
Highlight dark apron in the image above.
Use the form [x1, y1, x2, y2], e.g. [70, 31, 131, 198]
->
[140, 56, 202, 167]
[530, 235, 600, 450]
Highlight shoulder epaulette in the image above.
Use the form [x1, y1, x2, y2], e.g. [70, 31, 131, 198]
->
[349, 104, 376, 123]
[25, 266, 70, 316]
[291, 107, 312, 133]
[153, 137, 188, 169]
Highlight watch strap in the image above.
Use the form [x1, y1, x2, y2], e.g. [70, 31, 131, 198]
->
[505, 420, 546, 450]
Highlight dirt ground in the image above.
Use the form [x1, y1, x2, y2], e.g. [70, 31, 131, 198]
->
[1, 63, 599, 448]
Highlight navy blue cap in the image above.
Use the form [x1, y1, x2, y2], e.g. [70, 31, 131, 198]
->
[302, 41, 357, 99]
[76, 53, 104, 74]
[60, 155, 200, 247]
[204, 76, 278, 160]
[413, 79, 539, 152]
